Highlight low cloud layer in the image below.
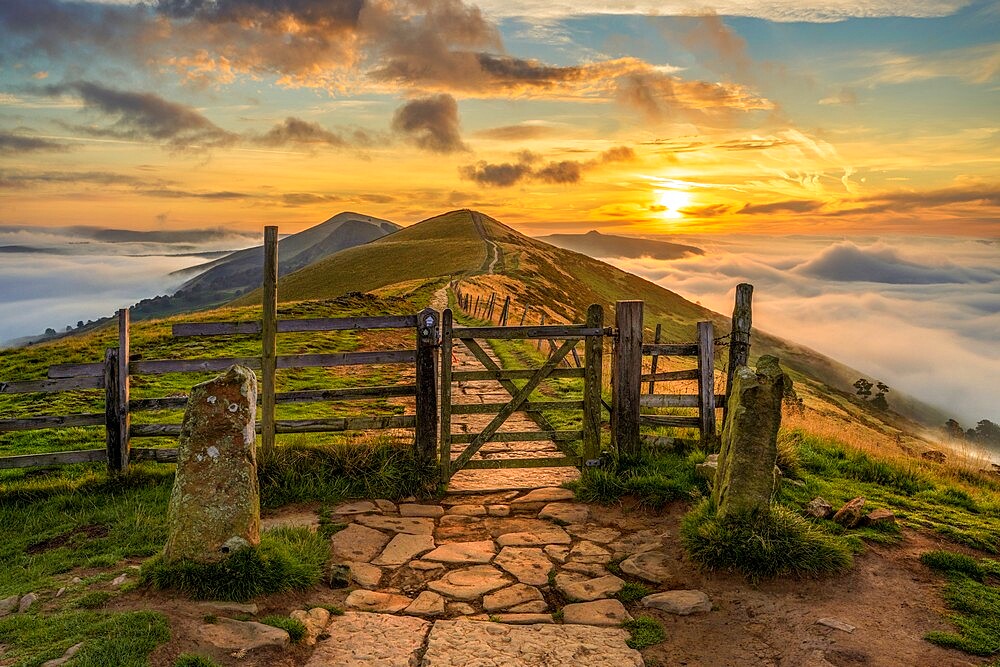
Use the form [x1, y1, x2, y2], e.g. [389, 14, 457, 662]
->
[596, 235, 999, 425]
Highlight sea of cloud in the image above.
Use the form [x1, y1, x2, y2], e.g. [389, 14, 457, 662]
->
[599, 234, 999, 427]
[0, 225, 257, 345]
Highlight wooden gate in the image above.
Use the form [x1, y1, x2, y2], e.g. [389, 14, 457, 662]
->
[439, 304, 604, 482]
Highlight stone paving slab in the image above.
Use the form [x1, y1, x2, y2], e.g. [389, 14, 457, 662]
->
[306, 612, 430, 667]
[420, 620, 644, 667]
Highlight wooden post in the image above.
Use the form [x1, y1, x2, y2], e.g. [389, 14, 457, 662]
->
[415, 308, 439, 468]
[439, 308, 454, 482]
[648, 323, 662, 394]
[612, 301, 643, 457]
[486, 293, 496, 322]
[582, 304, 604, 465]
[262, 226, 278, 454]
[499, 295, 510, 326]
[519, 306, 528, 326]
[104, 347, 124, 472]
[536, 312, 545, 350]
[697, 321, 717, 439]
[724, 283, 753, 426]
[473, 295, 480, 316]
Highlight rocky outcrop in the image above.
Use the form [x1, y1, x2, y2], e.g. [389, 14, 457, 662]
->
[713, 355, 788, 519]
[164, 365, 260, 563]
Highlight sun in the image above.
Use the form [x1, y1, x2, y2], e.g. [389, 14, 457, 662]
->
[654, 189, 692, 219]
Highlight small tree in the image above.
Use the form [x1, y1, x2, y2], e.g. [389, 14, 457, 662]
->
[853, 378, 873, 399]
[944, 419, 964, 440]
[44, 327, 57, 336]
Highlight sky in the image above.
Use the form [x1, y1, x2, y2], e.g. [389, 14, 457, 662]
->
[1, 1, 997, 425]
[1, 0, 998, 233]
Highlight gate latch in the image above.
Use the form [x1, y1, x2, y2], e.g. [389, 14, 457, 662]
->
[584, 458, 603, 467]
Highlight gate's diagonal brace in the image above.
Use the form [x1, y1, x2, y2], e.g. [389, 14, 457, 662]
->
[451, 338, 577, 471]
[458, 338, 558, 432]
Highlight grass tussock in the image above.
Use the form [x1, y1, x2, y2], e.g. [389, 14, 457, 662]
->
[174, 655, 221, 667]
[0, 610, 169, 666]
[258, 437, 437, 507]
[260, 615, 307, 642]
[140, 527, 327, 602]
[622, 616, 666, 650]
[568, 450, 706, 509]
[681, 499, 853, 582]
[921, 550, 1000, 658]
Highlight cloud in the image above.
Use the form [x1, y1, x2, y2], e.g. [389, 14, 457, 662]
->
[831, 185, 1000, 217]
[0, 169, 165, 190]
[0, 130, 71, 154]
[739, 199, 825, 214]
[40, 81, 236, 149]
[792, 241, 996, 284]
[459, 144, 636, 187]
[865, 44, 1000, 86]
[474, 121, 560, 141]
[138, 189, 251, 200]
[391, 94, 468, 153]
[597, 234, 1000, 425]
[253, 117, 375, 148]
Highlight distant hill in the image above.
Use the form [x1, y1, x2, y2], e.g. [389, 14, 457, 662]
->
[132, 212, 399, 319]
[538, 230, 703, 260]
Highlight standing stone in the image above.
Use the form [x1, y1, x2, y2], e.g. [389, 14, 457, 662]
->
[163, 366, 259, 564]
[713, 356, 788, 519]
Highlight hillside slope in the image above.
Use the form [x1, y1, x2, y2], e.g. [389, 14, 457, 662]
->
[538, 230, 703, 260]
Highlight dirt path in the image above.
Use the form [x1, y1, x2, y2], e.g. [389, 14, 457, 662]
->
[470, 210, 502, 274]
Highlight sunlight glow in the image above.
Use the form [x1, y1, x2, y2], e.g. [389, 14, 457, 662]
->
[654, 189, 692, 220]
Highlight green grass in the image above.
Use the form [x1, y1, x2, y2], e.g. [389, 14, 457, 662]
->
[622, 616, 666, 650]
[568, 449, 706, 509]
[140, 526, 328, 601]
[260, 615, 307, 642]
[615, 581, 654, 603]
[0, 610, 169, 666]
[921, 550, 1000, 658]
[779, 429, 1000, 553]
[74, 591, 113, 609]
[681, 499, 853, 583]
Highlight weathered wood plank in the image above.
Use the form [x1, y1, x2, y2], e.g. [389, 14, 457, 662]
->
[131, 357, 262, 375]
[698, 321, 717, 438]
[640, 369, 699, 383]
[276, 350, 415, 369]
[612, 301, 643, 456]
[104, 348, 123, 472]
[0, 449, 105, 469]
[172, 321, 262, 336]
[582, 303, 603, 464]
[451, 368, 585, 381]
[641, 343, 699, 356]
[129, 386, 418, 413]
[452, 339, 577, 471]
[640, 415, 700, 428]
[0, 376, 103, 393]
[130, 415, 418, 438]
[450, 430, 583, 444]
[450, 400, 583, 414]
[262, 226, 278, 455]
[0, 414, 104, 432]
[48, 362, 104, 379]
[172, 315, 419, 337]
[725, 282, 753, 426]
[439, 308, 454, 482]
[452, 325, 601, 339]
[462, 456, 581, 470]
[641, 394, 727, 408]
[130, 447, 178, 463]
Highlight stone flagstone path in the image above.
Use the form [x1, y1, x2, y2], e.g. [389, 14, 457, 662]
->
[288, 486, 695, 665]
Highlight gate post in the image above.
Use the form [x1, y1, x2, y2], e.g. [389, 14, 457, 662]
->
[612, 300, 643, 458]
[105, 308, 131, 473]
[261, 226, 278, 455]
[697, 321, 717, 439]
[724, 283, 753, 426]
[415, 308, 440, 469]
[582, 304, 604, 465]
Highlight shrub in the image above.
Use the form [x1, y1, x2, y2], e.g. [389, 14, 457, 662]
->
[260, 615, 307, 642]
[140, 527, 327, 601]
[622, 616, 666, 649]
[680, 499, 853, 582]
